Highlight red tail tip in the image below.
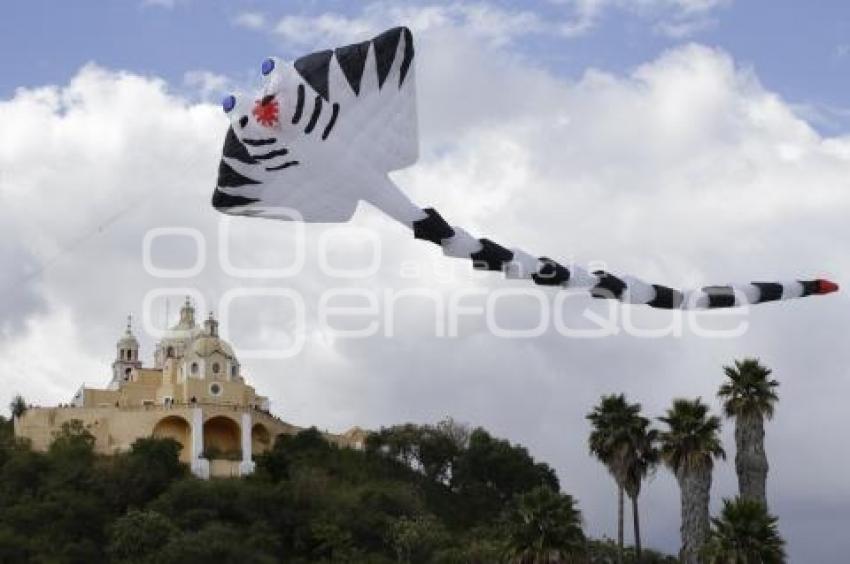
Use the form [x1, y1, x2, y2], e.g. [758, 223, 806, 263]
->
[816, 279, 839, 295]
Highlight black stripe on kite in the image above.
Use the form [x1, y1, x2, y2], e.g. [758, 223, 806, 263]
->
[223, 127, 256, 164]
[399, 27, 414, 87]
[335, 41, 370, 95]
[373, 27, 402, 89]
[753, 282, 783, 302]
[413, 208, 454, 245]
[265, 161, 299, 171]
[305, 96, 323, 134]
[799, 280, 819, 297]
[648, 285, 684, 309]
[217, 160, 260, 188]
[292, 84, 305, 124]
[703, 286, 736, 308]
[212, 188, 259, 209]
[532, 257, 571, 286]
[294, 50, 333, 101]
[254, 148, 289, 160]
[471, 239, 514, 271]
[322, 103, 340, 140]
[591, 271, 627, 300]
[242, 138, 276, 146]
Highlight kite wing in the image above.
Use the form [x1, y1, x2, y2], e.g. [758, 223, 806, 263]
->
[211, 26, 838, 310]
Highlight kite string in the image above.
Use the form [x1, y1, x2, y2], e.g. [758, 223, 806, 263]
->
[4, 148, 208, 293]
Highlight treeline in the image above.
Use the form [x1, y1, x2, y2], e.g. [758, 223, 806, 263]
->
[0, 416, 674, 563]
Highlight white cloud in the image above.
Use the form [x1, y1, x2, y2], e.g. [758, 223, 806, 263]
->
[142, 0, 181, 9]
[233, 11, 266, 30]
[274, 13, 377, 47]
[273, 3, 546, 48]
[654, 15, 716, 38]
[266, 0, 729, 49]
[0, 307, 106, 406]
[2, 21, 850, 562]
[183, 69, 231, 102]
[554, 0, 731, 37]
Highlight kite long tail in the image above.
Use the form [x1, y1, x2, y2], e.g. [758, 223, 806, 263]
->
[407, 207, 838, 310]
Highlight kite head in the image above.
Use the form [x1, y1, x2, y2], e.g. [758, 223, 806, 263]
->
[213, 27, 419, 223]
[221, 57, 299, 134]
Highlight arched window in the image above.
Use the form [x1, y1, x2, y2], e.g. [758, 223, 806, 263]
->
[212, 362, 220, 375]
[231, 365, 238, 378]
[166, 346, 175, 358]
[190, 362, 199, 376]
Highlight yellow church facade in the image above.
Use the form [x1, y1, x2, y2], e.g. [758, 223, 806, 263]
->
[15, 299, 367, 478]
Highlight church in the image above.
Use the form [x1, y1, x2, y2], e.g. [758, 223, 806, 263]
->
[14, 298, 367, 478]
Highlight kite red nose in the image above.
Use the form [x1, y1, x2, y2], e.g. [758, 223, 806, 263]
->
[816, 279, 839, 294]
[252, 95, 279, 127]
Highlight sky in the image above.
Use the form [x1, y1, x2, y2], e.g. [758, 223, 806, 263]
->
[1, 0, 849, 561]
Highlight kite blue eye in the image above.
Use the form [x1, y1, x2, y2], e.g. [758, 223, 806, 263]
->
[222, 94, 236, 113]
[261, 58, 275, 76]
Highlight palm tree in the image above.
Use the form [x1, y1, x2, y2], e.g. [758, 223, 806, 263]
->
[703, 498, 785, 564]
[658, 398, 725, 564]
[502, 486, 586, 563]
[587, 394, 643, 564]
[718, 358, 779, 506]
[9, 394, 27, 419]
[623, 419, 659, 562]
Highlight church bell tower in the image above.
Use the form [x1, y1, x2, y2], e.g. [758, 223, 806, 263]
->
[110, 315, 142, 389]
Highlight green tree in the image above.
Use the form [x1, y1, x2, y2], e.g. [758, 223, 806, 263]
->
[502, 486, 586, 564]
[623, 418, 659, 562]
[718, 359, 779, 506]
[158, 522, 278, 563]
[308, 517, 361, 562]
[107, 509, 177, 563]
[366, 419, 473, 487]
[452, 428, 559, 522]
[586, 539, 677, 563]
[658, 399, 725, 564]
[108, 437, 186, 509]
[388, 513, 449, 563]
[586, 394, 643, 564]
[49, 419, 96, 450]
[9, 395, 27, 419]
[703, 498, 785, 564]
[48, 419, 97, 488]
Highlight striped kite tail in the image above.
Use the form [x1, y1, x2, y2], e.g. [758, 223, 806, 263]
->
[410, 208, 838, 310]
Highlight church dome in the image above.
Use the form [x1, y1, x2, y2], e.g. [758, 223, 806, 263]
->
[118, 333, 138, 348]
[190, 335, 236, 359]
[117, 316, 139, 348]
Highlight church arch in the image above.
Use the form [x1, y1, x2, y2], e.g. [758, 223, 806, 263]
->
[251, 423, 271, 455]
[152, 415, 191, 463]
[203, 416, 241, 460]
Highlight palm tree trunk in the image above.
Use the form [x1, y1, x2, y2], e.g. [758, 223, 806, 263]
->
[677, 465, 711, 564]
[632, 495, 642, 562]
[617, 484, 624, 564]
[735, 412, 768, 506]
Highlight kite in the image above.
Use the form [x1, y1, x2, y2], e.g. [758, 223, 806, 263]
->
[212, 27, 838, 310]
